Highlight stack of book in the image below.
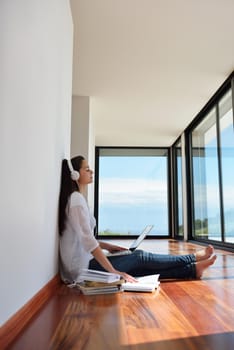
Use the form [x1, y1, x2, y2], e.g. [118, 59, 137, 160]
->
[69, 269, 160, 295]
[74, 269, 124, 295]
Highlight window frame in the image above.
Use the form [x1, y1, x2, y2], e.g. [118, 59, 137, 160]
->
[185, 72, 234, 248]
[94, 146, 172, 239]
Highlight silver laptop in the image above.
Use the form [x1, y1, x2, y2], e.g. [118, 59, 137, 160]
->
[105, 225, 154, 257]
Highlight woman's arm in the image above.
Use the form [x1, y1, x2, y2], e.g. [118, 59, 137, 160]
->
[99, 241, 128, 253]
[69, 193, 136, 282]
[91, 245, 136, 282]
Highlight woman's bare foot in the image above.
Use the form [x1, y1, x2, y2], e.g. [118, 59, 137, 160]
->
[195, 245, 214, 261]
[195, 255, 217, 279]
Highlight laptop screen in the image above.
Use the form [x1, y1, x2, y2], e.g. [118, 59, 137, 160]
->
[129, 225, 154, 250]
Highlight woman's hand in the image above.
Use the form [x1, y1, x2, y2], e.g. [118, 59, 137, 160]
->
[99, 241, 128, 253]
[112, 269, 138, 283]
[108, 244, 128, 253]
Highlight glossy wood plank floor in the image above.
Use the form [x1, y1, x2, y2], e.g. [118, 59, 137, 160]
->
[8, 240, 234, 350]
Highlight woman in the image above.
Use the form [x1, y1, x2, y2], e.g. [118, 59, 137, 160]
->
[58, 156, 216, 284]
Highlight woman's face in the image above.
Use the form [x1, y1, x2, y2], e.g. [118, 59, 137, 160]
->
[78, 159, 93, 185]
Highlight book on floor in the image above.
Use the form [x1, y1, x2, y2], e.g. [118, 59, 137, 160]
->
[69, 270, 160, 294]
[122, 274, 160, 292]
[79, 269, 122, 283]
[76, 281, 124, 295]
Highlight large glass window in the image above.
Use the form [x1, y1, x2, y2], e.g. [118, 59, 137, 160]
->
[95, 148, 170, 237]
[218, 90, 234, 243]
[189, 84, 234, 246]
[191, 108, 222, 241]
[174, 140, 184, 237]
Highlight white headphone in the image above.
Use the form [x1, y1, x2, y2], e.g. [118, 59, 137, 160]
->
[67, 159, 80, 181]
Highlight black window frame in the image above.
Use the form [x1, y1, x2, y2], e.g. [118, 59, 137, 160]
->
[94, 146, 172, 239]
[185, 71, 234, 249]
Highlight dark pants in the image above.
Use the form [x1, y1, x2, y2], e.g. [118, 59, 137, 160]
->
[89, 249, 196, 279]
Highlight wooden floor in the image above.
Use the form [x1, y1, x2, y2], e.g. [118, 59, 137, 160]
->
[7, 240, 234, 350]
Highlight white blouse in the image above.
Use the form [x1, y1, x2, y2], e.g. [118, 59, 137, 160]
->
[59, 191, 98, 283]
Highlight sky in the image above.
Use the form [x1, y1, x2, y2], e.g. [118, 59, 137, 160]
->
[98, 156, 169, 235]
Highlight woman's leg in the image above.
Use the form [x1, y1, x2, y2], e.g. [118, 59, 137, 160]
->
[89, 248, 216, 280]
[195, 255, 217, 278]
[89, 250, 197, 279]
[117, 250, 197, 279]
[194, 244, 214, 261]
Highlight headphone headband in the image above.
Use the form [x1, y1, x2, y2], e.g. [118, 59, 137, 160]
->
[67, 159, 80, 181]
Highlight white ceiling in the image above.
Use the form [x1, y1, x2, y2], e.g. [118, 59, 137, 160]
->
[70, 0, 234, 147]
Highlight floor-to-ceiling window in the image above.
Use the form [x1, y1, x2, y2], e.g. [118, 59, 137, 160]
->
[188, 81, 234, 246]
[191, 108, 222, 241]
[218, 89, 234, 243]
[172, 139, 184, 238]
[95, 147, 170, 237]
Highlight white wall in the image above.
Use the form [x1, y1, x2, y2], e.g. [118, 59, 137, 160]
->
[71, 95, 95, 209]
[88, 99, 96, 212]
[71, 96, 90, 159]
[0, 0, 73, 325]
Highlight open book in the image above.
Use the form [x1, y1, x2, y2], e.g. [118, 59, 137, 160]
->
[122, 274, 160, 292]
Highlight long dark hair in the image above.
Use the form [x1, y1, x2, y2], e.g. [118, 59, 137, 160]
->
[58, 155, 85, 236]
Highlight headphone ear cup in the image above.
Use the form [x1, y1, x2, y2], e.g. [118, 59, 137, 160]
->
[71, 170, 80, 181]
